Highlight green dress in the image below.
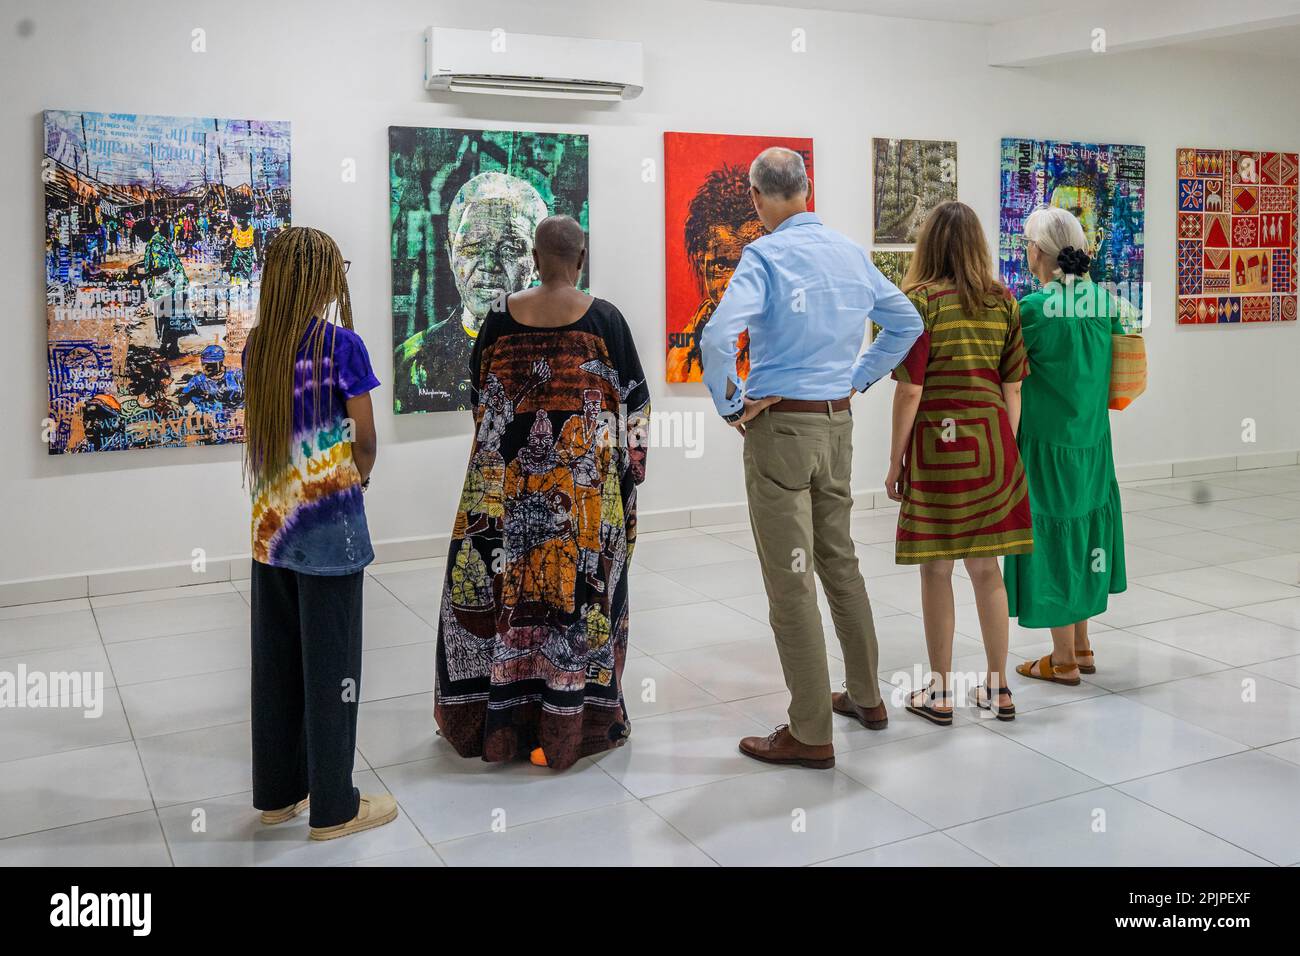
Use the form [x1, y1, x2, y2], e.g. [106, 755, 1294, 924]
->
[1003, 280, 1129, 627]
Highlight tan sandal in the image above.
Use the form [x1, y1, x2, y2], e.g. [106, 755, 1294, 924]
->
[1075, 649, 1096, 675]
[1016, 653, 1082, 686]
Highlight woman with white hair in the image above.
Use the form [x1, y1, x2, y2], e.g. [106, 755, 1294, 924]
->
[1004, 206, 1129, 687]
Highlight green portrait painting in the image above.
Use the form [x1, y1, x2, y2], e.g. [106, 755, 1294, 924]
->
[389, 127, 590, 413]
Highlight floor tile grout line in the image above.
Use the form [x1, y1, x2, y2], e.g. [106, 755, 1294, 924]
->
[1130, 574, 1300, 608]
[1110, 683, 1295, 751]
[375, 757, 642, 858]
[931, 830, 1003, 867]
[799, 766, 955, 865]
[1072, 626, 1244, 683]
[947, 783, 1277, 868]
[803, 817, 1019, 868]
[1095, 604, 1273, 631]
[581, 752, 722, 842]
[1115, 654, 1294, 691]
[57, 636, 449, 716]
[1113, 779, 1282, 867]
[582, 712, 1118, 842]
[349, 762, 444, 861]
[800, 827, 945, 868]
[0, 724, 177, 770]
[0, 603, 179, 861]
[0, 805, 172, 847]
[82, 581, 241, 612]
[425, 791, 679, 862]
[368, 573, 409, 606]
[591, 759, 780, 806]
[631, 787, 727, 867]
[832, 728, 1112, 835]
[973, 690, 1268, 780]
[88, 600, 178, 867]
[0, 638, 108, 666]
[1248, 734, 1300, 752]
[95, 617, 251, 648]
[946, 714, 1116, 791]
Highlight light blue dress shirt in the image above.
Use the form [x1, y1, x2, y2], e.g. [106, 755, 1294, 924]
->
[699, 212, 924, 416]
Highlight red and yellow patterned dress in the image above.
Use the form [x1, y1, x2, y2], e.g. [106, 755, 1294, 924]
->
[891, 284, 1033, 564]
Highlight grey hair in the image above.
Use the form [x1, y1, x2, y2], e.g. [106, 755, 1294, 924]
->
[1024, 206, 1088, 282]
[749, 147, 809, 201]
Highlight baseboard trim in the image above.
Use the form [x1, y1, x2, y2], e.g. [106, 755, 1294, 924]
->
[1115, 449, 1299, 483]
[2, 449, 1295, 608]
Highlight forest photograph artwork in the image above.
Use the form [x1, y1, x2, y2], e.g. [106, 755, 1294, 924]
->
[871, 249, 913, 290]
[872, 138, 957, 244]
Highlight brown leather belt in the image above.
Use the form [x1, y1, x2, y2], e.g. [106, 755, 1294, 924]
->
[767, 397, 852, 413]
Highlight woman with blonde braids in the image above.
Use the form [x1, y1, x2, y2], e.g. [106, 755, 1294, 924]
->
[243, 227, 395, 841]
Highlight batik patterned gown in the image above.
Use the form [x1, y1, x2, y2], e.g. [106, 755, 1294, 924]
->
[435, 297, 650, 769]
[892, 284, 1033, 564]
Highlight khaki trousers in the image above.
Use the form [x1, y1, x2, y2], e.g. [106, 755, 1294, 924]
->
[742, 408, 882, 746]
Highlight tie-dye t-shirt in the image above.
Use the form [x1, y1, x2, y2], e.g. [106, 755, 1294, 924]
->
[248, 319, 380, 575]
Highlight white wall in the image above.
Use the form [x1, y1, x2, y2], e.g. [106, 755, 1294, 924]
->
[2, 0, 1298, 583]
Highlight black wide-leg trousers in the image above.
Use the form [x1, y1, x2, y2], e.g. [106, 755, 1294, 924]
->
[250, 561, 364, 828]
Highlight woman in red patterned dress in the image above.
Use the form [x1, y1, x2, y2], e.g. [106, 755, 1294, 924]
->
[884, 201, 1033, 725]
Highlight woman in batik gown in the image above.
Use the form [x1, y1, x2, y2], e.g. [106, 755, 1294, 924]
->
[435, 215, 650, 770]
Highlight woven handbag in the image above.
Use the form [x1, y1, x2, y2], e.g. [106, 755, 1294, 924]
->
[1109, 334, 1147, 411]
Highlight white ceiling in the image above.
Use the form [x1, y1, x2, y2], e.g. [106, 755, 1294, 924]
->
[719, 0, 1300, 59]
[716, 0, 1082, 25]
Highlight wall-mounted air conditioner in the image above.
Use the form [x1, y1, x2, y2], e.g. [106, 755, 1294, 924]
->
[423, 26, 644, 102]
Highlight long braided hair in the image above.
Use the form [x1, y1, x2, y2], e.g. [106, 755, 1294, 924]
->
[243, 227, 353, 488]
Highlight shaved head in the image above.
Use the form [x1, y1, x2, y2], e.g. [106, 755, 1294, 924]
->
[534, 215, 586, 265]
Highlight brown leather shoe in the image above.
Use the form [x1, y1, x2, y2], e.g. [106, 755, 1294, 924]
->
[832, 691, 889, 730]
[738, 725, 834, 769]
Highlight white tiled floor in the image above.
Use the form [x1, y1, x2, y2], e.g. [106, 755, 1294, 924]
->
[1, 466, 1298, 866]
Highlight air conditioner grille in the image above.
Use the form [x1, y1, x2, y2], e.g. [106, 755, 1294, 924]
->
[441, 74, 626, 93]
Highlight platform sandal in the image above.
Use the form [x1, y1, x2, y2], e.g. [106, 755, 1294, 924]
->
[905, 682, 954, 726]
[1015, 653, 1082, 686]
[971, 682, 1016, 721]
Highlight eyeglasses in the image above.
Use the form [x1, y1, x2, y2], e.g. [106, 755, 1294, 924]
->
[343, 260, 351, 274]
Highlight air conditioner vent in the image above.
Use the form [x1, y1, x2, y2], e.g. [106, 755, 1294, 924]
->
[424, 27, 644, 101]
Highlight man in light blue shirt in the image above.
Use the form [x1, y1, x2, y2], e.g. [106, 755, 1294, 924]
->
[700, 147, 923, 769]
[700, 168, 924, 421]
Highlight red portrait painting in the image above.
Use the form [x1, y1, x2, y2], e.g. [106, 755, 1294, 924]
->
[663, 132, 815, 383]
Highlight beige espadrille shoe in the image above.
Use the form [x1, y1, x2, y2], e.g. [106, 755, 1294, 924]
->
[308, 794, 398, 841]
[260, 797, 309, 825]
